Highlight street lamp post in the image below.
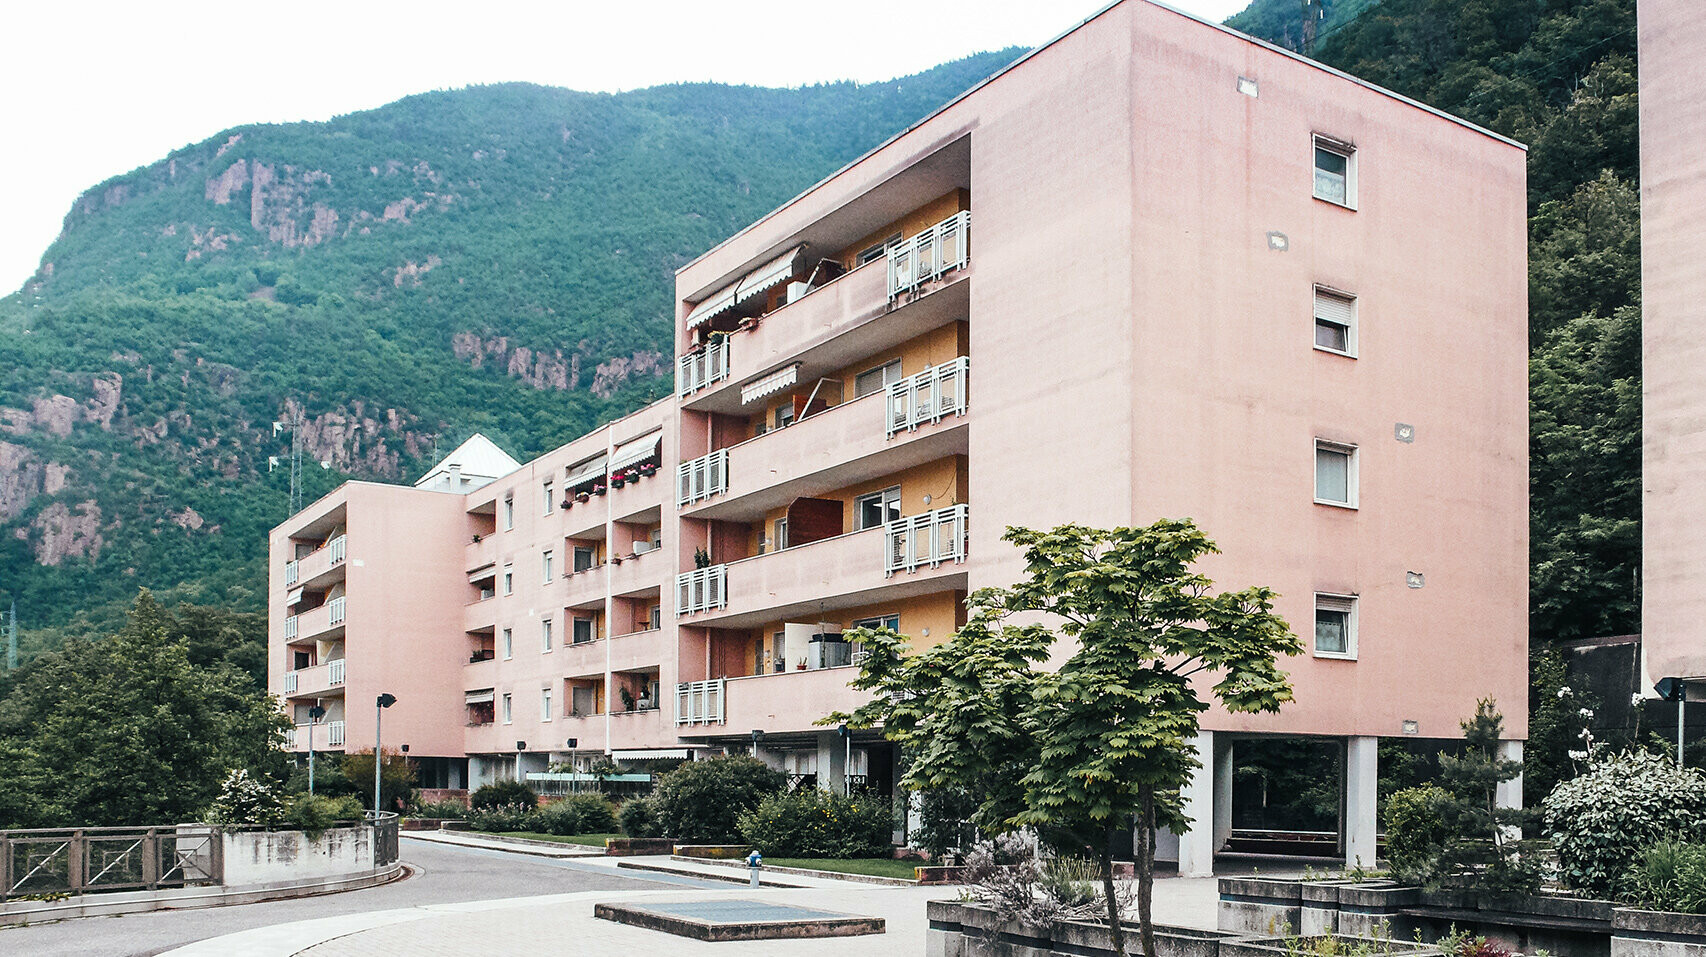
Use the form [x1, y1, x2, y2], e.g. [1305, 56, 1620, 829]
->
[374, 693, 397, 816]
[307, 704, 326, 795]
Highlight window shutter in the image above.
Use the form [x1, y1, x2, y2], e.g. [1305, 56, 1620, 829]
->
[1315, 289, 1355, 326]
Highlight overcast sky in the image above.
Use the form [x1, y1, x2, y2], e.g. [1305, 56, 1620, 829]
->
[0, 0, 1249, 293]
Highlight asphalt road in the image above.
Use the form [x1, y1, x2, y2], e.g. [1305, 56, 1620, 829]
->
[0, 837, 724, 957]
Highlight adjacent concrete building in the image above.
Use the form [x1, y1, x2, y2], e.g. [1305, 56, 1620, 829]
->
[269, 0, 1529, 873]
[1641, 0, 1706, 689]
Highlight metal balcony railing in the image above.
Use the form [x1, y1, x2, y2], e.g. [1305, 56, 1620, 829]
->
[884, 504, 970, 575]
[328, 720, 346, 747]
[678, 336, 730, 396]
[677, 449, 729, 507]
[887, 210, 970, 298]
[327, 535, 347, 566]
[329, 659, 346, 686]
[283, 672, 298, 694]
[328, 596, 346, 626]
[284, 615, 298, 640]
[674, 678, 726, 726]
[886, 355, 969, 437]
[284, 561, 299, 586]
[675, 565, 727, 615]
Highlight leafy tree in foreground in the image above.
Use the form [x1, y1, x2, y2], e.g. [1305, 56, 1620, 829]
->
[834, 520, 1299, 957]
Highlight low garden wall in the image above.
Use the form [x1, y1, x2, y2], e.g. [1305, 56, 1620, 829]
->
[929, 900, 1325, 957]
[1219, 878, 1706, 957]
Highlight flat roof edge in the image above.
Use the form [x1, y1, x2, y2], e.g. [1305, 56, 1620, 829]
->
[677, 0, 1524, 277]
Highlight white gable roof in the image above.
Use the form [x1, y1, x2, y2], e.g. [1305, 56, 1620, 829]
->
[414, 433, 521, 493]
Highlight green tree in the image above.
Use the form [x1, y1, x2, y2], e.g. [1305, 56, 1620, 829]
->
[837, 520, 1299, 957]
[650, 755, 786, 843]
[340, 747, 418, 812]
[0, 590, 289, 826]
[1432, 699, 1538, 892]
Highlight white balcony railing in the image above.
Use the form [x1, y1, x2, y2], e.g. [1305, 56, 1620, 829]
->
[284, 561, 299, 586]
[886, 356, 969, 437]
[675, 678, 726, 726]
[885, 504, 970, 575]
[888, 210, 970, 298]
[283, 672, 299, 694]
[284, 615, 299, 640]
[678, 336, 731, 396]
[327, 535, 347, 566]
[675, 565, 728, 615]
[677, 449, 729, 507]
[328, 596, 346, 626]
[328, 720, 346, 747]
[329, 658, 346, 686]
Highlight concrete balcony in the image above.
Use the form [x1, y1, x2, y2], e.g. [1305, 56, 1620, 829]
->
[606, 704, 672, 749]
[676, 668, 869, 737]
[284, 659, 347, 699]
[680, 258, 971, 417]
[288, 720, 349, 752]
[294, 535, 347, 589]
[464, 596, 498, 633]
[680, 519, 968, 629]
[680, 371, 968, 524]
[605, 469, 667, 521]
[608, 547, 667, 598]
[295, 597, 346, 642]
[465, 534, 498, 575]
[607, 627, 669, 673]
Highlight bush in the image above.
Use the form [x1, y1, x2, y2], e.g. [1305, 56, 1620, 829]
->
[285, 794, 365, 839]
[652, 756, 786, 842]
[1544, 749, 1706, 896]
[340, 748, 417, 811]
[411, 800, 469, 820]
[738, 789, 893, 858]
[537, 794, 618, 835]
[205, 769, 286, 828]
[1623, 841, 1706, 913]
[1384, 785, 1452, 884]
[466, 803, 540, 833]
[470, 780, 538, 811]
[619, 796, 661, 838]
[915, 786, 979, 859]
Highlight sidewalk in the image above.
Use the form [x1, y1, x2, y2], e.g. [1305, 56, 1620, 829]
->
[400, 829, 604, 858]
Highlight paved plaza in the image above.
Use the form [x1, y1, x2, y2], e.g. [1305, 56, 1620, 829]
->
[0, 833, 1227, 957]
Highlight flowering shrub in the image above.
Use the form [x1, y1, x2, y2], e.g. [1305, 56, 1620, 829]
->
[738, 789, 893, 857]
[204, 770, 286, 828]
[467, 803, 541, 832]
[470, 780, 538, 810]
[1544, 749, 1706, 896]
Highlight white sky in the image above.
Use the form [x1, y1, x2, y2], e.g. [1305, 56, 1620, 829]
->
[0, 0, 1248, 294]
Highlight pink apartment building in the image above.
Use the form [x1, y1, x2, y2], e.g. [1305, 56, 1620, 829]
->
[269, 0, 1528, 875]
[1641, 0, 1706, 692]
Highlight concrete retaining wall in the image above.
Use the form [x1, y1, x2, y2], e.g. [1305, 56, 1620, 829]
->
[223, 824, 372, 885]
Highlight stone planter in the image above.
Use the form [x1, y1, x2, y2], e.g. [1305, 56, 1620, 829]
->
[930, 900, 1241, 957]
[605, 837, 674, 856]
[1219, 877, 1305, 936]
[1613, 908, 1706, 957]
[675, 844, 749, 859]
[1220, 936, 1436, 957]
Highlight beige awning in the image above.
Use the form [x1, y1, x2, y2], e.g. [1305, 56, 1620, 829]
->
[286, 587, 304, 607]
[733, 246, 802, 305]
[684, 285, 738, 330]
[609, 432, 662, 473]
[741, 363, 800, 405]
[564, 454, 608, 489]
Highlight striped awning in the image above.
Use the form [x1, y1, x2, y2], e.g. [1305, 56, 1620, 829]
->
[609, 432, 662, 473]
[564, 454, 608, 489]
[683, 245, 803, 328]
[740, 363, 800, 405]
[464, 689, 495, 705]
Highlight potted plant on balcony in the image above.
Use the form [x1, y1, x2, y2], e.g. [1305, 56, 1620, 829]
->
[619, 687, 636, 712]
[593, 483, 607, 496]
[611, 472, 626, 489]
[576, 490, 591, 503]
[471, 533, 483, 544]
[638, 462, 658, 478]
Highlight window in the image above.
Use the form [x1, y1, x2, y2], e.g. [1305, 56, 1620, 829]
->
[541, 688, 554, 722]
[542, 618, 554, 652]
[502, 495, 514, 531]
[773, 517, 789, 551]
[1314, 440, 1358, 508]
[573, 617, 594, 644]
[1314, 594, 1357, 658]
[857, 233, 902, 266]
[852, 614, 901, 632]
[1313, 136, 1356, 208]
[502, 627, 513, 660]
[542, 481, 554, 515]
[1314, 287, 1357, 356]
[501, 693, 513, 724]
[573, 546, 595, 572]
[854, 359, 903, 398]
[855, 487, 902, 530]
[542, 550, 555, 582]
[648, 604, 662, 631]
[502, 565, 513, 596]
[774, 404, 795, 430]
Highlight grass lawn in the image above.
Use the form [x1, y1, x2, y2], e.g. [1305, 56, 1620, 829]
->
[763, 857, 920, 880]
[489, 831, 619, 847]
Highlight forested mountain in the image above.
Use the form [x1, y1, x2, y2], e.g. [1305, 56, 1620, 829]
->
[0, 54, 1022, 653]
[1228, 0, 1641, 644]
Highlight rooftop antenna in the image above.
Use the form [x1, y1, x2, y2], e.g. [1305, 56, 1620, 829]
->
[6, 599, 16, 673]
[274, 413, 304, 515]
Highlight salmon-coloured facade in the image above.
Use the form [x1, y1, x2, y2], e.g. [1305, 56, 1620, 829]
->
[269, 0, 1528, 874]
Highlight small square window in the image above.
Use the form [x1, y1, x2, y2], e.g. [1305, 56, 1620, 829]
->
[573, 617, 594, 645]
[1314, 287, 1357, 356]
[501, 693, 513, 724]
[573, 545, 595, 572]
[1314, 440, 1358, 508]
[855, 487, 902, 531]
[1314, 594, 1357, 658]
[541, 618, 554, 652]
[1314, 136, 1357, 208]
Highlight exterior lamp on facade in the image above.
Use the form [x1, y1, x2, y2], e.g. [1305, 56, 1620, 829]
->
[750, 729, 764, 757]
[374, 693, 397, 817]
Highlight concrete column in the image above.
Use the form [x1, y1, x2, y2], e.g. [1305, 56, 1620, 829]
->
[1213, 735, 1235, 851]
[1178, 730, 1216, 878]
[1495, 739, 1524, 842]
[1344, 736, 1379, 870]
[817, 730, 848, 794]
